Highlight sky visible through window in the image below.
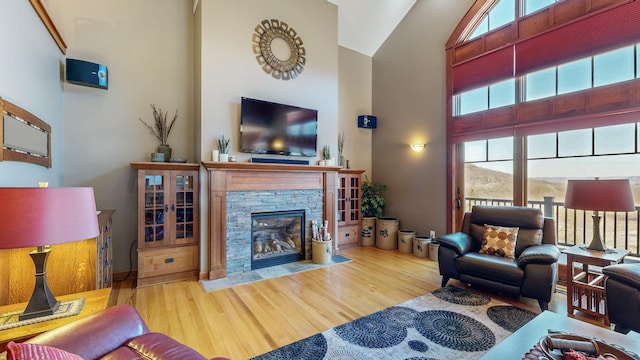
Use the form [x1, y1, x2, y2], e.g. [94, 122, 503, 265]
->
[458, 44, 640, 116]
[465, 123, 640, 178]
[462, 1, 640, 179]
[470, 0, 558, 39]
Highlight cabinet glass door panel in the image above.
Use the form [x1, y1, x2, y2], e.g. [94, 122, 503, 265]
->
[175, 175, 193, 191]
[350, 198, 360, 221]
[174, 174, 195, 241]
[143, 174, 166, 243]
[176, 223, 185, 239]
[350, 184, 360, 221]
[145, 225, 165, 242]
[145, 175, 164, 191]
[338, 177, 347, 223]
[185, 223, 194, 238]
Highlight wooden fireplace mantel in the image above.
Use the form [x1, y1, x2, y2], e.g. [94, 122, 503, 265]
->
[202, 161, 341, 279]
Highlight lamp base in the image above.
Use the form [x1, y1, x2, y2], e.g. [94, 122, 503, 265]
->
[19, 248, 60, 321]
[586, 213, 608, 252]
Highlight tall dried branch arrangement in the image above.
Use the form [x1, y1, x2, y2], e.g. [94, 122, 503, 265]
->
[338, 132, 345, 155]
[138, 104, 178, 144]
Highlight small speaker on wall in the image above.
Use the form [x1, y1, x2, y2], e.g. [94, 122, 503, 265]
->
[66, 59, 108, 90]
[357, 115, 377, 129]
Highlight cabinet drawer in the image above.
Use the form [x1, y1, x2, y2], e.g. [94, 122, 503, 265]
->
[339, 225, 360, 246]
[138, 245, 198, 279]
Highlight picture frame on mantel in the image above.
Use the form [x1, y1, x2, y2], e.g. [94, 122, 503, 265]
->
[29, 0, 67, 54]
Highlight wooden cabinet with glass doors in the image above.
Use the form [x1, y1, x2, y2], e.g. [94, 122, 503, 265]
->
[337, 169, 365, 249]
[130, 162, 199, 287]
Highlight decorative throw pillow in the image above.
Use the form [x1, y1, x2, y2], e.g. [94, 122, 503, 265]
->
[6, 342, 82, 360]
[479, 224, 518, 259]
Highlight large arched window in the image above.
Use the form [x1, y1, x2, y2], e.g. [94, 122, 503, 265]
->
[446, 0, 640, 253]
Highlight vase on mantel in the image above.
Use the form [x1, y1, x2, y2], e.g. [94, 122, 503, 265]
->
[157, 144, 172, 162]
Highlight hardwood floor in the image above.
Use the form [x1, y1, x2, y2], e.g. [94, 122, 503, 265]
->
[110, 246, 599, 359]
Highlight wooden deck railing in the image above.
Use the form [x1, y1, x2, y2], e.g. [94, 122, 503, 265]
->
[465, 197, 640, 257]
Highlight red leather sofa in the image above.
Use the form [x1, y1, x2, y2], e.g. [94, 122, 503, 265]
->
[3, 304, 229, 360]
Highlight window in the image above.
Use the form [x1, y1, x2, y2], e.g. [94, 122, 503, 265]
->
[595, 123, 636, 154]
[489, 0, 515, 30]
[448, 0, 640, 253]
[469, 0, 515, 39]
[469, 0, 562, 39]
[558, 129, 591, 157]
[524, 68, 556, 101]
[455, 43, 640, 113]
[594, 46, 635, 87]
[524, 0, 558, 15]
[459, 87, 488, 115]
[557, 58, 591, 95]
[464, 137, 514, 205]
[489, 79, 516, 108]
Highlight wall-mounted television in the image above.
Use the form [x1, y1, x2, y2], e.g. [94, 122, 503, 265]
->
[240, 97, 318, 157]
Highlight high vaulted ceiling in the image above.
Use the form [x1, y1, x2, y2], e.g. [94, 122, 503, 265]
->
[328, 0, 416, 57]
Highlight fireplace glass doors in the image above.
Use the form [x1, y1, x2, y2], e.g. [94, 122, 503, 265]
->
[251, 210, 305, 270]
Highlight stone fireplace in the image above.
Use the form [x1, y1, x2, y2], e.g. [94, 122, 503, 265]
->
[251, 210, 305, 270]
[225, 190, 322, 274]
[203, 162, 339, 279]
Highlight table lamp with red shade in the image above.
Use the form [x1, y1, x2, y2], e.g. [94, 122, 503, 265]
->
[0, 187, 99, 320]
[564, 179, 636, 252]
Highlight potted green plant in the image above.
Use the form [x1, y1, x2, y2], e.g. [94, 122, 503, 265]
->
[322, 145, 333, 166]
[361, 176, 387, 218]
[138, 104, 178, 161]
[360, 177, 387, 246]
[218, 135, 230, 162]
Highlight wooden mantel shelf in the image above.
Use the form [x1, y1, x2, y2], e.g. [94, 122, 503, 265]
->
[201, 161, 341, 172]
[204, 161, 339, 280]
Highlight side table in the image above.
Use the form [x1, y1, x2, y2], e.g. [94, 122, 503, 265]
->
[564, 245, 629, 325]
[0, 287, 111, 352]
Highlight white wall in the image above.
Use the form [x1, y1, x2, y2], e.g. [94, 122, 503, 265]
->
[197, 0, 339, 270]
[198, 0, 338, 163]
[338, 47, 372, 177]
[0, 0, 65, 186]
[3, 0, 371, 275]
[49, 0, 194, 272]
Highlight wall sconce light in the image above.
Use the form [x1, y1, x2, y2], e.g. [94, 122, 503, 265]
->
[410, 143, 425, 152]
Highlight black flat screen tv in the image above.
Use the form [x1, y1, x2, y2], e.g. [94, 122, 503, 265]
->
[240, 97, 318, 157]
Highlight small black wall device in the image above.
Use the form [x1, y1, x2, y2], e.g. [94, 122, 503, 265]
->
[357, 115, 377, 129]
[66, 59, 108, 89]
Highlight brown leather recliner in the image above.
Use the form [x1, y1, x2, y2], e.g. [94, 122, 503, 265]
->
[603, 263, 640, 334]
[437, 205, 560, 311]
[2, 304, 229, 360]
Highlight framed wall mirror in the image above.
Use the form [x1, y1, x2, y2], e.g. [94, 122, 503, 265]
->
[0, 99, 52, 168]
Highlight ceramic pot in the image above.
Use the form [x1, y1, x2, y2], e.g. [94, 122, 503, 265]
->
[360, 217, 376, 246]
[312, 240, 332, 264]
[157, 144, 172, 162]
[219, 153, 229, 162]
[398, 230, 415, 254]
[376, 217, 399, 249]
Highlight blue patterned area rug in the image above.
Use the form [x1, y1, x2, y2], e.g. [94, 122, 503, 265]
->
[200, 255, 351, 292]
[251, 285, 536, 360]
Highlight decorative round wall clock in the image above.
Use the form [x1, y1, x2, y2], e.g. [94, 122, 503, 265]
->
[252, 19, 306, 81]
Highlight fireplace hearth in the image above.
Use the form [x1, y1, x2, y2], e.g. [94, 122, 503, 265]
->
[251, 210, 305, 270]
